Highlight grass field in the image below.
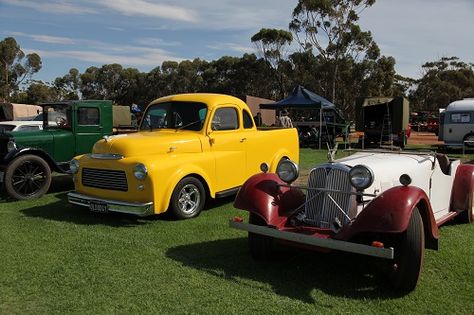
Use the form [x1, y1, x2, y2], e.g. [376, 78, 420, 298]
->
[1, 147, 473, 314]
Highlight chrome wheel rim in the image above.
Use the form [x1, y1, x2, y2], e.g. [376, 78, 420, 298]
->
[178, 184, 200, 214]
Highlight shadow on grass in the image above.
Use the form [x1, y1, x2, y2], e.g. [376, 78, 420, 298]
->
[167, 238, 408, 304]
[20, 191, 158, 227]
[20, 188, 235, 227]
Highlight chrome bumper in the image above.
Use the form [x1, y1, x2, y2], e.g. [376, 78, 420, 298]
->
[68, 192, 154, 217]
[229, 220, 394, 259]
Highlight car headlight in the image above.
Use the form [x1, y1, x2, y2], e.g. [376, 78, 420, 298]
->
[349, 165, 374, 190]
[277, 159, 299, 183]
[70, 159, 80, 174]
[7, 140, 17, 152]
[133, 163, 148, 180]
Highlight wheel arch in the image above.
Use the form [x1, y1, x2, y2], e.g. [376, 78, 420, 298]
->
[5, 148, 62, 173]
[337, 186, 439, 249]
[159, 166, 213, 213]
[450, 164, 474, 214]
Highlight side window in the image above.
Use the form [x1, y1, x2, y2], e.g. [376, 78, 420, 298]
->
[18, 125, 40, 131]
[450, 112, 471, 123]
[211, 107, 239, 130]
[243, 110, 254, 129]
[78, 107, 100, 125]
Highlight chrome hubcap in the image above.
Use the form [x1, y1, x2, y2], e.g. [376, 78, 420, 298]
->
[178, 184, 200, 214]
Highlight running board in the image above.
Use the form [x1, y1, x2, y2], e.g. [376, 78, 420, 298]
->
[229, 220, 394, 259]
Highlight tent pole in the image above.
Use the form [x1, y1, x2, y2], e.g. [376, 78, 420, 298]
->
[319, 108, 322, 149]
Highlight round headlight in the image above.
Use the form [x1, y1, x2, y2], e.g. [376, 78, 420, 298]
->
[349, 165, 374, 190]
[277, 160, 299, 183]
[133, 163, 148, 180]
[7, 140, 17, 152]
[70, 159, 80, 174]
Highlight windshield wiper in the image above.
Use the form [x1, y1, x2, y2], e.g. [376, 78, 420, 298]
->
[175, 119, 203, 131]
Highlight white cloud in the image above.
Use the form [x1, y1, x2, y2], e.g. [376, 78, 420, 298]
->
[135, 37, 182, 47]
[0, 0, 97, 14]
[98, 0, 198, 22]
[207, 42, 254, 54]
[8, 31, 76, 45]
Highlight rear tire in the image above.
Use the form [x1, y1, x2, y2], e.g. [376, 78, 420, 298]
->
[388, 207, 425, 292]
[248, 213, 273, 260]
[463, 133, 474, 148]
[4, 154, 52, 200]
[460, 191, 474, 223]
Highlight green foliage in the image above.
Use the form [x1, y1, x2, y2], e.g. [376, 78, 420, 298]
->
[0, 37, 42, 100]
[411, 56, 474, 111]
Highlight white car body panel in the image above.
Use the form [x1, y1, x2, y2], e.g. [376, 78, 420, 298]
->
[337, 151, 459, 220]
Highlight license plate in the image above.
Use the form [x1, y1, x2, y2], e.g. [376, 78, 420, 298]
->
[89, 200, 108, 213]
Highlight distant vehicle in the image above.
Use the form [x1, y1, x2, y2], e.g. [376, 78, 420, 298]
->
[439, 98, 474, 147]
[0, 100, 134, 200]
[355, 96, 410, 148]
[0, 121, 43, 133]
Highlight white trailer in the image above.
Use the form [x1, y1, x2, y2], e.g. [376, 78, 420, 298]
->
[439, 98, 474, 147]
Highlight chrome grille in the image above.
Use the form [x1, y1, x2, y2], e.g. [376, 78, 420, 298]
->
[304, 164, 354, 228]
[81, 168, 128, 191]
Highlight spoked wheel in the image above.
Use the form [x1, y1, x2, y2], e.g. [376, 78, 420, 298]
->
[248, 213, 273, 260]
[170, 177, 205, 219]
[4, 155, 52, 200]
[388, 207, 425, 292]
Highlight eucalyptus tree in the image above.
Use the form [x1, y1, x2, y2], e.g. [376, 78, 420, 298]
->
[411, 56, 474, 111]
[289, 0, 378, 103]
[251, 28, 293, 98]
[0, 37, 42, 100]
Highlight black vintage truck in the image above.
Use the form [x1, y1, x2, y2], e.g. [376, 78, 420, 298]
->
[0, 100, 133, 200]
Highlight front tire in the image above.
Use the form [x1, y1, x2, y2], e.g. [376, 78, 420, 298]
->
[169, 177, 205, 219]
[4, 154, 52, 200]
[248, 213, 273, 260]
[388, 207, 425, 291]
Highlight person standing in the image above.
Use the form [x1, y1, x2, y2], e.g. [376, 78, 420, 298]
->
[279, 109, 293, 128]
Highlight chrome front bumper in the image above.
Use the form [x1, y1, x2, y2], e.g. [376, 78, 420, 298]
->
[230, 220, 394, 259]
[68, 192, 154, 217]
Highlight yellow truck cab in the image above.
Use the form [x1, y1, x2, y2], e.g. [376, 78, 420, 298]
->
[68, 93, 299, 219]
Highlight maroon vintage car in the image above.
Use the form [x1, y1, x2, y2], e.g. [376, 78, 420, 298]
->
[230, 150, 474, 292]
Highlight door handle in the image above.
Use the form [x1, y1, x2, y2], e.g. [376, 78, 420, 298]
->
[240, 137, 247, 142]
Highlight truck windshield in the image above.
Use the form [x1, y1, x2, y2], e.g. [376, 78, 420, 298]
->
[41, 104, 72, 129]
[140, 101, 208, 131]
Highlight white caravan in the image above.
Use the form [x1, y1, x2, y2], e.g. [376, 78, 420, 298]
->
[439, 98, 474, 147]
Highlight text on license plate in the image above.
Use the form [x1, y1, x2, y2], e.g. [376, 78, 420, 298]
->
[89, 201, 108, 213]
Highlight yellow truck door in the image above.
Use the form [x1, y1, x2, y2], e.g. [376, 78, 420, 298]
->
[208, 106, 246, 191]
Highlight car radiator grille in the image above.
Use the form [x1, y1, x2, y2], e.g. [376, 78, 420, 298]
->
[81, 168, 128, 191]
[304, 165, 354, 228]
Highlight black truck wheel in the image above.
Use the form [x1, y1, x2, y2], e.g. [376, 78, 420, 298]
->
[388, 207, 425, 292]
[169, 177, 205, 219]
[248, 213, 273, 260]
[4, 154, 52, 200]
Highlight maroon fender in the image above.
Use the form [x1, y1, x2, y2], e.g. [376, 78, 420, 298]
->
[450, 164, 474, 213]
[336, 186, 439, 246]
[233, 173, 305, 228]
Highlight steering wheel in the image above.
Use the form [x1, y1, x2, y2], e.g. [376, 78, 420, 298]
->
[56, 116, 67, 127]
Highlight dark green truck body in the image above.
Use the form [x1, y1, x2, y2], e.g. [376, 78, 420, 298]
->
[0, 100, 114, 199]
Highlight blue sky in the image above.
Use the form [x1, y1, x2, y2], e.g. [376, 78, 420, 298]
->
[1, 0, 473, 85]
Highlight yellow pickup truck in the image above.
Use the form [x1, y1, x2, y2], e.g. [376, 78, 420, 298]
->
[67, 93, 298, 219]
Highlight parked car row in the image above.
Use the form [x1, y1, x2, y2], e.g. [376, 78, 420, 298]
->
[1, 94, 473, 294]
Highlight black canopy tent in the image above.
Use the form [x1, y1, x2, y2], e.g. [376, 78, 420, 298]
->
[259, 85, 345, 149]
